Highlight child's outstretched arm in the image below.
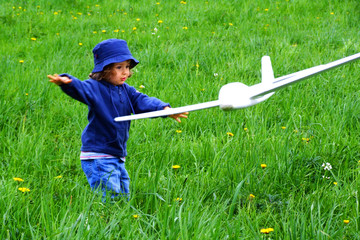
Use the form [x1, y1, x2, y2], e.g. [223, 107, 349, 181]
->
[164, 106, 189, 123]
[47, 74, 72, 85]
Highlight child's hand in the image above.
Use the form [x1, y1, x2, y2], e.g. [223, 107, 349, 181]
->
[47, 74, 72, 85]
[164, 106, 189, 123]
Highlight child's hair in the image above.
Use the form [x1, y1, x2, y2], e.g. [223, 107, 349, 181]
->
[89, 62, 133, 81]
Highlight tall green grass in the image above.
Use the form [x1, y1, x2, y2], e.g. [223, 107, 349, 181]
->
[1, 0, 360, 239]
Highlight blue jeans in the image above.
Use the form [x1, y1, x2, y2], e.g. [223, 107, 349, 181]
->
[81, 158, 130, 200]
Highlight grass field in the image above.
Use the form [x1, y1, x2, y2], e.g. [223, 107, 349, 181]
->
[1, 0, 360, 239]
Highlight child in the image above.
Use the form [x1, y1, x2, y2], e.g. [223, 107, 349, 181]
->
[48, 39, 188, 200]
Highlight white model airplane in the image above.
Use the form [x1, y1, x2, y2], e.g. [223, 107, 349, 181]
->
[115, 53, 360, 122]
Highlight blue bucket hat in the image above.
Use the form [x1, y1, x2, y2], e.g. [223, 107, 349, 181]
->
[92, 39, 139, 73]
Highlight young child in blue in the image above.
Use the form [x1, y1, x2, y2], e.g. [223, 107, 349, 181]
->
[48, 39, 188, 200]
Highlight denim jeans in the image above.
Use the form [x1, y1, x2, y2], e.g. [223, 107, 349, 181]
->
[81, 158, 130, 200]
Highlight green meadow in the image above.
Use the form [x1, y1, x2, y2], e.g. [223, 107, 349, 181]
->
[1, 0, 360, 239]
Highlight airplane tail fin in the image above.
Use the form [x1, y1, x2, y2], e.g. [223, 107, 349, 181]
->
[261, 56, 275, 84]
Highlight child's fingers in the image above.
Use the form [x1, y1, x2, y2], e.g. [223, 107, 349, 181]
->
[180, 112, 189, 118]
[47, 74, 56, 80]
[47, 74, 72, 84]
[169, 112, 189, 123]
[47, 74, 61, 82]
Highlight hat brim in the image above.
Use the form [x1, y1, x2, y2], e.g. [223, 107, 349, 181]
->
[92, 55, 139, 73]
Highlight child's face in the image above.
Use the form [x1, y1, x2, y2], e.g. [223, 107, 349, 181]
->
[107, 60, 131, 86]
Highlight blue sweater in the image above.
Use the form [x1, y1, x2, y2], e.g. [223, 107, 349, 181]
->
[60, 74, 170, 157]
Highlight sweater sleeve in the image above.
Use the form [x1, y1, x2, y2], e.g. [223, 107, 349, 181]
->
[125, 84, 170, 114]
[59, 74, 94, 106]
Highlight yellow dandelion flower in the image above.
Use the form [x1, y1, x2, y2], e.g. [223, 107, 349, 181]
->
[56, 33, 60, 36]
[180, 1, 187, 4]
[265, 8, 269, 11]
[176, 130, 182, 133]
[133, 214, 139, 219]
[229, 23, 233, 26]
[102, 30, 106, 33]
[260, 228, 274, 234]
[333, 182, 338, 185]
[26, 93, 28, 96]
[343, 219, 350, 224]
[158, 20, 163, 23]
[19, 60, 24, 63]
[54, 11, 58, 15]
[156, 2, 160, 4]
[136, 18, 140, 21]
[172, 165, 181, 169]
[249, 194, 255, 199]
[13, 177, 24, 182]
[93, 31, 97, 34]
[54, 175, 62, 179]
[77, 12, 82, 15]
[175, 197, 183, 202]
[292, 43, 297, 47]
[95, 4, 100, 7]
[31, 37, 37, 41]
[72, 16, 77, 20]
[200, 88, 205, 91]
[78, 43, 83, 46]
[121, 30, 125, 33]
[124, 12, 127, 15]
[139, 85, 145, 89]
[226, 132, 234, 137]
[133, 27, 137, 31]
[18, 187, 30, 192]
[261, 164, 267, 169]
[183, 27, 188, 30]
[330, 12, 334, 15]
[114, 29, 119, 33]
[281, 126, 286, 130]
